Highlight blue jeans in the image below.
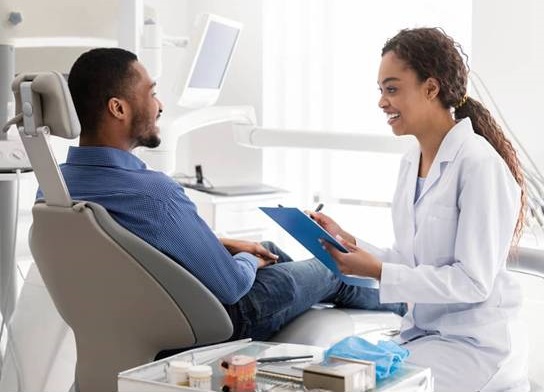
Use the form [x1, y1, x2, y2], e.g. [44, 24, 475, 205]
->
[224, 241, 407, 341]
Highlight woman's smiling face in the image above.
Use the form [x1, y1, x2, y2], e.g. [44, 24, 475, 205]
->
[377, 51, 434, 137]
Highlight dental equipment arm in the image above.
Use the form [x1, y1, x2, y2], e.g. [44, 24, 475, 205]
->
[140, 105, 257, 174]
[234, 125, 414, 154]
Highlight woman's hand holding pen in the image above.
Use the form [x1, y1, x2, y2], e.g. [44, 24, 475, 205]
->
[307, 209, 357, 245]
[306, 204, 381, 279]
[322, 236, 382, 281]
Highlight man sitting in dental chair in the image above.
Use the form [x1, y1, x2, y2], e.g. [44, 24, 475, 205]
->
[37, 47, 405, 341]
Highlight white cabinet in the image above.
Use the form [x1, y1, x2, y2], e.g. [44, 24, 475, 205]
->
[184, 188, 287, 241]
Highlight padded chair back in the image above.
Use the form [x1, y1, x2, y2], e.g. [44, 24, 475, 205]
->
[10, 72, 233, 392]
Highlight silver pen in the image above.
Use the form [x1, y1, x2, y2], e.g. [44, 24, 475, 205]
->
[257, 355, 313, 363]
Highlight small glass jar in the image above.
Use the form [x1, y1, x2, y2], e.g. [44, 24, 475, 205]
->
[220, 355, 256, 391]
[167, 360, 192, 386]
[188, 365, 213, 390]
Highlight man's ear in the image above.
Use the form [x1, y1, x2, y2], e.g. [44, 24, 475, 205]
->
[107, 97, 129, 120]
[424, 77, 440, 101]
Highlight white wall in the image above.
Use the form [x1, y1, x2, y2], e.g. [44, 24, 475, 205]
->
[146, 0, 189, 37]
[472, 0, 544, 173]
[7, 0, 118, 74]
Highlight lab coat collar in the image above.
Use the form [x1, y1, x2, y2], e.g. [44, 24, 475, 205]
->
[405, 117, 473, 165]
[432, 117, 474, 164]
[413, 117, 474, 203]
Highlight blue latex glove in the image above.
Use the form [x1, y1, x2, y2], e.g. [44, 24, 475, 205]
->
[323, 336, 409, 380]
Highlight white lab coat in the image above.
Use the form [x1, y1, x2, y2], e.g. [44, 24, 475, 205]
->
[357, 118, 529, 391]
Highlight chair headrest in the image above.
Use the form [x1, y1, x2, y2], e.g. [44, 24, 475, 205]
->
[11, 71, 81, 139]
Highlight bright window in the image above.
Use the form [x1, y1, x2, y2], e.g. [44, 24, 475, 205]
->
[262, 0, 472, 250]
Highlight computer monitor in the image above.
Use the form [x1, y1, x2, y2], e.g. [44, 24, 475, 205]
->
[177, 14, 242, 109]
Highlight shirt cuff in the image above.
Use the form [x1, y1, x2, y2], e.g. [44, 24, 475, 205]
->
[234, 251, 260, 271]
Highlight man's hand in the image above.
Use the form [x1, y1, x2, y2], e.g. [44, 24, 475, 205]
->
[255, 256, 277, 269]
[220, 238, 279, 265]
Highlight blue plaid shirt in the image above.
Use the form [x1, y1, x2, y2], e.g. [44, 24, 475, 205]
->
[40, 146, 259, 304]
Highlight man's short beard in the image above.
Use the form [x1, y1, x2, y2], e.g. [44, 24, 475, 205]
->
[138, 133, 161, 148]
[130, 111, 161, 148]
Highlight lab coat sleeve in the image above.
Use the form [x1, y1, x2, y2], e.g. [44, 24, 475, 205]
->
[379, 157, 520, 304]
[355, 237, 407, 265]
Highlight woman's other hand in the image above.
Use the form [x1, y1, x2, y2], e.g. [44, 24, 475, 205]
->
[322, 235, 382, 280]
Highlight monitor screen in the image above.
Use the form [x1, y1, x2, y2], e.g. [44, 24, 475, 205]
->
[188, 21, 239, 89]
[177, 14, 242, 109]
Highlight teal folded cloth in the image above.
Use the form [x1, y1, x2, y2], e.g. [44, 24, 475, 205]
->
[323, 336, 409, 380]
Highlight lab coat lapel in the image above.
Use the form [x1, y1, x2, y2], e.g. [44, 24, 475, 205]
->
[406, 151, 420, 209]
[401, 148, 420, 266]
[415, 118, 473, 204]
[416, 156, 443, 203]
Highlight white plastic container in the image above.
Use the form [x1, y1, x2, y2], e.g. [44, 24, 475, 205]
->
[188, 365, 213, 390]
[167, 360, 192, 386]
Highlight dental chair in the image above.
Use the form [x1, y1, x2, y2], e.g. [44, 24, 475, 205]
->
[509, 246, 544, 391]
[10, 72, 234, 392]
[8, 71, 407, 392]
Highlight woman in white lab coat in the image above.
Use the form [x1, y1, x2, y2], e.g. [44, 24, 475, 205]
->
[314, 28, 529, 391]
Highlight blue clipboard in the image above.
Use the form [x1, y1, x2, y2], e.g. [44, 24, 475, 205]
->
[260, 207, 378, 288]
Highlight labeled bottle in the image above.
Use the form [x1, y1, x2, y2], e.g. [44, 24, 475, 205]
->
[189, 365, 213, 390]
[167, 360, 192, 386]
